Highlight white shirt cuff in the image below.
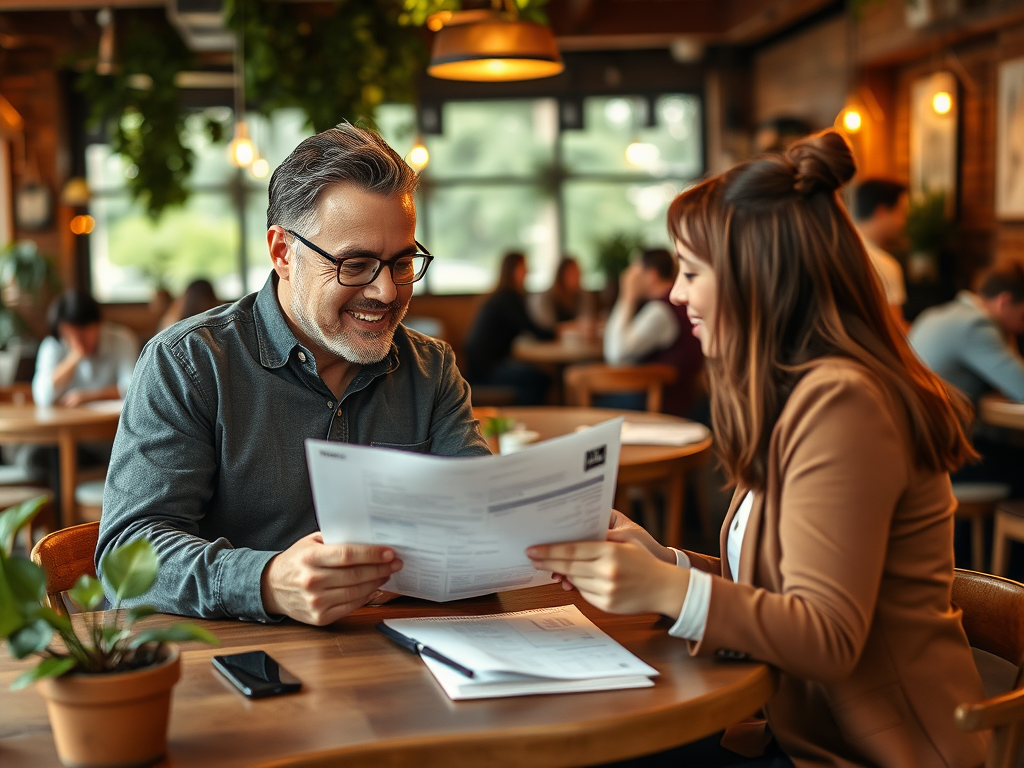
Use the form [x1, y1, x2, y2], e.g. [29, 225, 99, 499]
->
[667, 568, 711, 642]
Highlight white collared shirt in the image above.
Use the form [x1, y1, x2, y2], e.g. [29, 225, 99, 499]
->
[668, 492, 754, 641]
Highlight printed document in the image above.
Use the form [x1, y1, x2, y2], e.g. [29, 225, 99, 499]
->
[306, 418, 622, 602]
[384, 604, 658, 699]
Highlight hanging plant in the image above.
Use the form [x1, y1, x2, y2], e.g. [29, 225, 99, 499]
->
[399, 0, 550, 26]
[76, 12, 216, 219]
[229, 0, 428, 133]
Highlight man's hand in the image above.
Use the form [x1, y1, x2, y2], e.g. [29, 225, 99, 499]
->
[618, 262, 644, 306]
[261, 532, 403, 625]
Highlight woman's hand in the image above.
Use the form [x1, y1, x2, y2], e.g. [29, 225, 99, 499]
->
[527, 538, 689, 617]
[606, 509, 676, 564]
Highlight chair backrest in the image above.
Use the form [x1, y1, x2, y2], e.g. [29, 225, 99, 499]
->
[30, 521, 100, 615]
[952, 568, 1024, 768]
[564, 363, 677, 412]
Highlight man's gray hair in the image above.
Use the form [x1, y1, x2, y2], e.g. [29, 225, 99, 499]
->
[266, 122, 418, 232]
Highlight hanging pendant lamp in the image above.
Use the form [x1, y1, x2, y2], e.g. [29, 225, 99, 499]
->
[427, 1, 563, 82]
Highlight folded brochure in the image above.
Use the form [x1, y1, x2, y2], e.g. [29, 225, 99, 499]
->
[383, 603, 658, 700]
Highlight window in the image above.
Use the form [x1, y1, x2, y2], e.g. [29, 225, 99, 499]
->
[88, 94, 702, 301]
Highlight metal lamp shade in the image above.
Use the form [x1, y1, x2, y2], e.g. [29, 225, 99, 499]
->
[428, 18, 564, 82]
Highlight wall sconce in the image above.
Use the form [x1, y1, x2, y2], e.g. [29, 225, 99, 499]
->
[427, 0, 563, 82]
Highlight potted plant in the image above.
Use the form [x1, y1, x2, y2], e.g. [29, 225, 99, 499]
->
[595, 232, 645, 310]
[0, 240, 60, 385]
[0, 497, 217, 767]
[480, 414, 516, 454]
[905, 191, 955, 283]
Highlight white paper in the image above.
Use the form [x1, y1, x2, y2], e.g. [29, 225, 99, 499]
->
[385, 604, 658, 699]
[620, 420, 710, 446]
[307, 418, 622, 601]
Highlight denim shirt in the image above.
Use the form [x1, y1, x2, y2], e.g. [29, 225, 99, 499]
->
[98, 273, 489, 621]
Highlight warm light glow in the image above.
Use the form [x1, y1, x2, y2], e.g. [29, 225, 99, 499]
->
[842, 108, 863, 133]
[426, 11, 451, 31]
[625, 141, 660, 168]
[250, 157, 270, 179]
[427, 15, 564, 82]
[932, 91, 953, 115]
[229, 121, 255, 167]
[69, 215, 95, 235]
[407, 142, 430, 173]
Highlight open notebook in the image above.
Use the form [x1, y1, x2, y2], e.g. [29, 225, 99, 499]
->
[381, 604, 658, 700]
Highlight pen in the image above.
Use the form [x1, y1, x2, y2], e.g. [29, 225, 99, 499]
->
[376, 622, 476, 678]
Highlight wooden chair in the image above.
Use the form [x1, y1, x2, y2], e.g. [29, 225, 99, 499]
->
[564, 363, 677, 412]
[993, 501, 1024, 578]
[953, 483, 1012, 571]
[30, 521, 100, 615]
[953, 568, 1024, 768]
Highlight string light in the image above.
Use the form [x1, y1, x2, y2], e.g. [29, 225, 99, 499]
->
[407, 137, 430, 173]
[841, 108, 863, 133]
[70, 215, 95, 235]
[250, 156, 270, 179]
[932, 91, 953, 115]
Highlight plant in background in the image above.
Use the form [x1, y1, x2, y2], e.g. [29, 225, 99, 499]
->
[0, 240, 61, 350]
[0, 497, 217, 690]
[481, 415, 517, 438]
[595, 232, 645, 283]
[905, 191, 956, 257]
[399, 0, 551, 26]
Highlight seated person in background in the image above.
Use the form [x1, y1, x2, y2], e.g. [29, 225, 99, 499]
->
[21, 289, 140, 480]
[603, 248, 704, 417]
[158, 278, 221, 331]
[852, 178, 909, 330]
[98, 123, 489, 625]
[910, 258, 1024, 496]
[530, 256, 590, 331]
[529, 131, 987, 767]
[33, 289, 139, 408]
[464, 251, 554, 405]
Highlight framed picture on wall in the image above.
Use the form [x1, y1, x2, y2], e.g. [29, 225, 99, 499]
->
[997, 57, 1024, 220]
[909, 70, 958, 214]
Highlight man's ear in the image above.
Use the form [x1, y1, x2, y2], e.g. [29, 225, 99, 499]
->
[268, 226, 293, 281]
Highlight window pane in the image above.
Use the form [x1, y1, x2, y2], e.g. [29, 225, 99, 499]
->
[422, 184, 557, 294]
[563, 94, 702, 178]
[424, 100, 557, 180]
[563, 180, 685, 287]
[90, 192, 240, 303]
[375, 103, 418, 161]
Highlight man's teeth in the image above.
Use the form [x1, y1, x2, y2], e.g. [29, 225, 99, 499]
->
[351, 310, 385, 322]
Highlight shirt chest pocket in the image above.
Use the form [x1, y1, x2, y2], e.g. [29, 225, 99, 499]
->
[370, 438, 433, 454]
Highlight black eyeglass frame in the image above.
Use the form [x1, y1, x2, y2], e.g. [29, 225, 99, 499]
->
[284, 228, 434, 287]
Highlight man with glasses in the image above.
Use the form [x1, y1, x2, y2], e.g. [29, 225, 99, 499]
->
[98, 123, 489, 624]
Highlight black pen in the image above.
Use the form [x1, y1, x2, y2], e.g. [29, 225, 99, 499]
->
[376, 622, 476, 678]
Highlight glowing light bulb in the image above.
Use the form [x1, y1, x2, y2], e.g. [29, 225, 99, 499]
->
[229, 121, 255, 167]
[250, 157, 270, 179]
[932, 91, 953, 115]
[407, 141, 430, 173]
[842, 108, 862, 133]
[69, 215, 95, 235]
[625, 141, 660, 168]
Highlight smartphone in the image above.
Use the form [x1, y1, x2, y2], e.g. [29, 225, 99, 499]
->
[212, 651, 302, 699]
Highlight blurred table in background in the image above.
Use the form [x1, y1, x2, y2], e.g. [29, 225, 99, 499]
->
[0, 402, 121, 527]
[501, 406, 713, 548]
[512, 337, 604, 404]
[979, 395, 1024, 431]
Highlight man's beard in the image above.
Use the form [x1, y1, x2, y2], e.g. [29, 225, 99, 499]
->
[290, 261, 407, 365]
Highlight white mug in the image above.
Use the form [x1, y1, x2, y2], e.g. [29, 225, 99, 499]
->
[499, 429, 541, 454]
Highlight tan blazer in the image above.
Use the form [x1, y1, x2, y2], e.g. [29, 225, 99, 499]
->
[685, 358, 988, 768]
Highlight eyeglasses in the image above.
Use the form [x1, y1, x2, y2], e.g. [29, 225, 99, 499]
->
[285, 229, 434, 287]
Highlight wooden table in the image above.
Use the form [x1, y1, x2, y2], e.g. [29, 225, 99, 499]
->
[0, 585, 776, 768]
[978, 394, 1024, 431]
[512, 338, 604, 405]
[0, 402, 121, 527]
[502, 407, 713, 548]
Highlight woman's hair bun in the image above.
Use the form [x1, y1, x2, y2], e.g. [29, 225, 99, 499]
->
[785, 130, 856, 196]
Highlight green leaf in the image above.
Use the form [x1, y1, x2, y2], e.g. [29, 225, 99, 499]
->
[0, 561, 29, 638]
[130, 623, 218, 649]
[101, 624, 131, 650]
[31, 605, 73, 635]
[10, 656, 78, 690]
[0, 496, 47, 555]
[6, 557, 46, 606]
[126, 605, 157, 627]
[8, 618, 53, 659]
[100, 539, 158, 604]
[67, 575, 105, 613]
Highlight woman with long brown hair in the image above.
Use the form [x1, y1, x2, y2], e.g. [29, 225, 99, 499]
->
[528, 131, 987, 767]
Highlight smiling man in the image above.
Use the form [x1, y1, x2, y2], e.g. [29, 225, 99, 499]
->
[97, 124, 489, 624]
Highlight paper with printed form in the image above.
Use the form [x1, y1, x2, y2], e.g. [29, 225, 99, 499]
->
[384, 604, 658, 700]
[306, 418, 623, 602]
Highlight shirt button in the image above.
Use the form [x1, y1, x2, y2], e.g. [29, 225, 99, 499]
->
[337, 408, 343, 417]
[327, 401, 334, 409]
[297, 351, 307, 363]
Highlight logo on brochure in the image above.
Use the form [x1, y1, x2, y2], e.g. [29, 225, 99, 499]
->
[319, 450, 347, 460]
[584, 445, 607, 471]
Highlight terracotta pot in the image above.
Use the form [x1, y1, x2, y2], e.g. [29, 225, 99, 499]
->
[37, 645, 181, 768]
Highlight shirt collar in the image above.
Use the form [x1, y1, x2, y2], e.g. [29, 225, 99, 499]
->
[252, 272, 401, 378]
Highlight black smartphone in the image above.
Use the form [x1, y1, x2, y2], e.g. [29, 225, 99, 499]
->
[212, 651, 302, 699]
